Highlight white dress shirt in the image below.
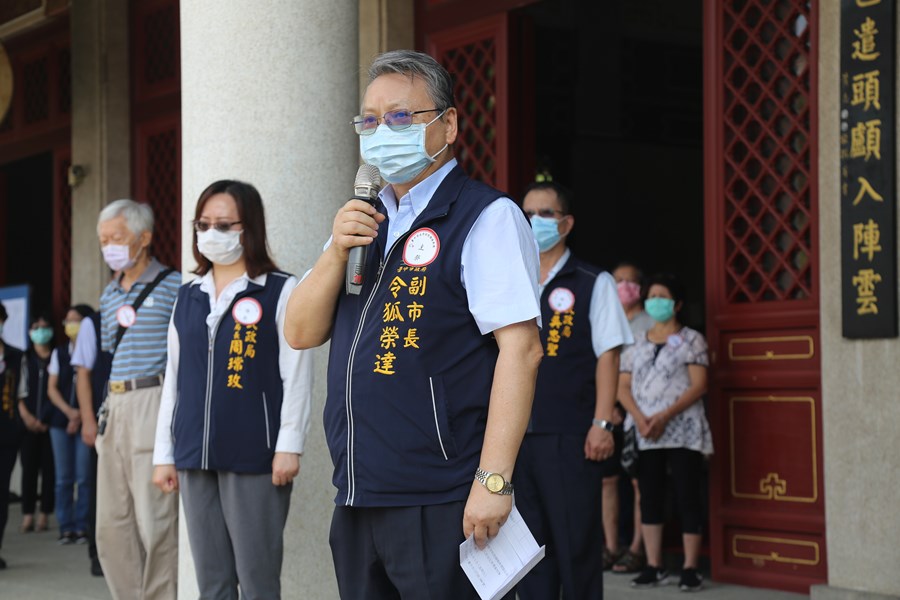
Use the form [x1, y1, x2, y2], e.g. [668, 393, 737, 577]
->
[368, 158, 542, 334]
[153, 271, 313, 466]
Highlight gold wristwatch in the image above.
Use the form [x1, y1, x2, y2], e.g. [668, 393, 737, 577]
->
[474, 468, 514, 495]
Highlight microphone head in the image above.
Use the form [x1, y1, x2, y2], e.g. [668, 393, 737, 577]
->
[354, 164, 382, 199]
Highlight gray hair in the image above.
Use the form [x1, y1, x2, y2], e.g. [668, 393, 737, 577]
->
[97, 199, 155, 235]
[368, 50, 455, 111]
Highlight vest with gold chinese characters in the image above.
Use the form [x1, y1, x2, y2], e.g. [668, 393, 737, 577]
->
[531, 253, 600, 434]
[172, 272, 290, 473]
[326, 165, 503, 507]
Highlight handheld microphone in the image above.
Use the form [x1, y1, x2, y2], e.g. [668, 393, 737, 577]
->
[345, 164, 383, 295]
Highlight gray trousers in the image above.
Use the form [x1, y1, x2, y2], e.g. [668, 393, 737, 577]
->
[179, 469, 292, 600]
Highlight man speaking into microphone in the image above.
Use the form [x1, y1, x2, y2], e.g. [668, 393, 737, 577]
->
[284, 50, 543, 599]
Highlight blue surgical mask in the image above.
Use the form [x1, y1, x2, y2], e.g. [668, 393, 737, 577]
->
[530, 216, 562, 252]
[29, 326, 53, 346]
[360, 111, 448, 184]
[645, 297, 676, 322]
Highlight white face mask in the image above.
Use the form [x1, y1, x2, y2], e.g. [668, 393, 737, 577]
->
[102, 243, 139, 272]
[197, 229, 244, 265]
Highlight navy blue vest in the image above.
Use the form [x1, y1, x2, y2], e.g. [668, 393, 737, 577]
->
[23, 349, 52, 424]
[531, 253, 601, 434]
[0, 344, 24, 445]
[48, 342, 76, 429]
[326, 165, 505, 507]
[172, 272, 289, 473]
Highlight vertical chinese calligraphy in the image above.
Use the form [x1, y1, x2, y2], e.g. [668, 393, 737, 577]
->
[840, 0, 897, 338]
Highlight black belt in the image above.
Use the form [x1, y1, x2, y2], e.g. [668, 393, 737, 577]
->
[108, 375, 163, 394]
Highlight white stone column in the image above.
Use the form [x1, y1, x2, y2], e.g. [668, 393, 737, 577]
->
[812, 3, 900, 600]
[70, 0, 131, 305]
[180, 2, 357, 598]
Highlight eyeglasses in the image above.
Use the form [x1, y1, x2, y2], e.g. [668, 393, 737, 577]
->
[193, 220, 242, 233]
[351, 109, 443, 135]
[524, 208, 565, 219]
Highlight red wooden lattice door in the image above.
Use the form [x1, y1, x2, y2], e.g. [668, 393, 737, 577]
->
[0, 20, 71, 323]
[704, 0, 824, 593]
[131, 0, 181, 270]
[419, 0, 535, 198]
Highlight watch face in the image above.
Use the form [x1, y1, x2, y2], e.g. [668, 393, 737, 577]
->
[486, 473, 505, 493]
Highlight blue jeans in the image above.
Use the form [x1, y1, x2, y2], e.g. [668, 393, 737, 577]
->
[49, 427, 91, 533]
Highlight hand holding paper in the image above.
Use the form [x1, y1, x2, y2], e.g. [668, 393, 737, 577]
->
[460, 505, 545, 600]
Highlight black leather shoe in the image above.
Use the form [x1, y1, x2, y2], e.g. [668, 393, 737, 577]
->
[90, 557, 103, 577]
[0, 556, 7, 569]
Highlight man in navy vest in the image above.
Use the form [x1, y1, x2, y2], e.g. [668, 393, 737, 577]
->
[514, 182, 633, 599]
[285, 50, 544, 599]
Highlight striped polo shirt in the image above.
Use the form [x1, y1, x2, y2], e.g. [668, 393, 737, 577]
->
[100, 258, 181, 381]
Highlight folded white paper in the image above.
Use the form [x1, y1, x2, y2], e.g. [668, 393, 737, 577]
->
[459, 505, 545, 600]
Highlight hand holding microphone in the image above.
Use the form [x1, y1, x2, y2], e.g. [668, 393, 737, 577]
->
[342, 164, 383, 295]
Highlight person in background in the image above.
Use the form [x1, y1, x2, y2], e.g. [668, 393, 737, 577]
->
[514, 181, 632, 599]
[618, 273, 712, 592]
[71, 305, 110, 577]
[47, 304, 95, 545]
[17, 312, 56, 534]
[94, 199, 180, 599]
[613, 262, 654, 338]
[153, 180, 313, 599]
[609, 261, 654, 575]
[0, 300, 24, 569]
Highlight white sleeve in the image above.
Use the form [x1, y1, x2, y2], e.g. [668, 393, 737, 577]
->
[70, 317, 97, 369]
[18, 360, 28, 399]
[461, 198, 542, 334]
[153, 301, 180, 465]
[48, 349, 60, 376]
[275, 275, 313, 454]
[589, 272, 635, 357]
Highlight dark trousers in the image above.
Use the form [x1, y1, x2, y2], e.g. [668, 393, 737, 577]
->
[513, 434, 605, 600]
[87, 447, 98, 560]
[637, 448, 703, 534]
[20, 430, 54, 515]
[330, 501, 513, 600]
[0, 442, 19, 550]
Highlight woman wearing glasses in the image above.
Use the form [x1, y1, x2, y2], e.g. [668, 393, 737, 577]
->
[152, 180, 312, 600]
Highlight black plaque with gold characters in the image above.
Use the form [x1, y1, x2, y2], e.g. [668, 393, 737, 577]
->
[840, 0, 896, 338]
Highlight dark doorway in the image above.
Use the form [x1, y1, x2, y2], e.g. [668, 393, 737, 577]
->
[0, 152, 54, 317]
[519, 0, 705, 328]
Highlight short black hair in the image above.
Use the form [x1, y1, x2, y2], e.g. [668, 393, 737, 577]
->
[523, 181, 572, 214]
[0, 300, 6, 322]
[30, 311, 53, 327]
[642, 272, 686, 306]
[69, 304, 95, 319]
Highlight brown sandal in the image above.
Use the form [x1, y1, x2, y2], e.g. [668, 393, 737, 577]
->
[612, 549, 645, 573]
[602, 547, 623, 571]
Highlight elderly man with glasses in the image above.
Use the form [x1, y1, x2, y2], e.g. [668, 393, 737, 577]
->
[285, 49, 543, 599]
[92, 199, 181, 600]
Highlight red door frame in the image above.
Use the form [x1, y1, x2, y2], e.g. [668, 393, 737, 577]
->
[703, 0, 824, 593]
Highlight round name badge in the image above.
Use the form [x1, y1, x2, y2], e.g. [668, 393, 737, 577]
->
[403, 228, 440, 267]
[548, 287, 575, 313]
[667, 334, 684, 348]
[116, 305, 137, 328]
[232, 298, 263, 326]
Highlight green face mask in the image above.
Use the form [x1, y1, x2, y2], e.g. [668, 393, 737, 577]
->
[29, 326, 53, 346]
[645, 297, 676, 323]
